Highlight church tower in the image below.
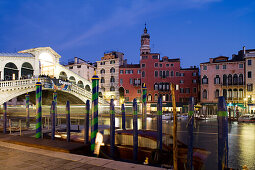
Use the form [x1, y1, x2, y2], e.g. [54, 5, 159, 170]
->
[140, 24, 151, 55]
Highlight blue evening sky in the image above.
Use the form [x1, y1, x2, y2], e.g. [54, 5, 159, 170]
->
[0, 0, 254, 68]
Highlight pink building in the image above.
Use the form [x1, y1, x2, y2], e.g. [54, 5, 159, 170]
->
[200, 56, 245, 115]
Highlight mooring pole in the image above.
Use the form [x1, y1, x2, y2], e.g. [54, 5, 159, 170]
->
[66, 101, 71, 142]
[121, 104, 126, 130]
[157, 96, 162, 151]
[218, 96, 228, 170]
[25, 93, 30, 128]
[171, 83, 178, 170]
[35, 80, 42, 139]
[51, 101, 56, 140]
[91, 72, 99, 154]
[142, 83, 147, 130]
[110, 99, 115, 158]
[53, 90, 57, 126]
[187, 97, 194, 170]
[85, 100, 90, 144]
[3, 102, 7, 134]
[133, 98, 138, 162]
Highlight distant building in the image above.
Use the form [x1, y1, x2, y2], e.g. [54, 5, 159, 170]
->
[200, 52, 245, 115]
[120, 26, 200, 113]
[64, 57, 95, 83]
[96, 51, 126, 103]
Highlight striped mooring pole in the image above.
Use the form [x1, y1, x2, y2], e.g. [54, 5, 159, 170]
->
[142, 83, 147, 130]
[25, 93, 30, 128]
[91, 73, 99, 154]
[51, 101, 56, 140]
[133, 98, 138, 162]
[157, 96, 162, 151]
[121, 104, 126, 130]
[85, 100, 90, 144]
[3, 102, 7, 134]
[53, 90, 57, 125]
[66, 101, 71, 142]
[187, 97, 194, 170]
[35, 81, 42, 138]
[217, 96, 228, 170]
[110, 99, 115, 158]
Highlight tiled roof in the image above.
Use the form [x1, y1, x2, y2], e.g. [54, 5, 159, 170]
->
[120, 64, 140, 68]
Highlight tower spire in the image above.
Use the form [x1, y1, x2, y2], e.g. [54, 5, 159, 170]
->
[140, 24, 151, 55]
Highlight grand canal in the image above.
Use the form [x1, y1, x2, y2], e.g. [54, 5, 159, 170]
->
[3, 105, 255, 170]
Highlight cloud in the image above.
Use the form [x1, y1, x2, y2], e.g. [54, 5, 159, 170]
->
[59, 0, 221, 49]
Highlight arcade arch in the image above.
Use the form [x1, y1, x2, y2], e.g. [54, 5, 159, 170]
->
[21, 62, 34, 79]
[4, 62, 18, 80]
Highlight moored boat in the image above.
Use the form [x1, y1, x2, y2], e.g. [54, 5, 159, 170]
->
[238, 114, 255, 122]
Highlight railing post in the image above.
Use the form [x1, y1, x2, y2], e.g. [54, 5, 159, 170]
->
[85, 100, 90, 144]
[25, 93, 30, 128]
[133, 98, 138, 162]
[121, 104, 126, 130]
[66, 101, 70, 142]
[187, 97, 195, 170]
[91, 73, 99, 154]
[110, 99, 115, 158]
[35, 81, 42, 139]
[51, 101, 56, 140]
[218, 96, 228, 169]
[157, 96, 162, 151]
[142, 83, 147, 130]
[3, 102, 7, 134]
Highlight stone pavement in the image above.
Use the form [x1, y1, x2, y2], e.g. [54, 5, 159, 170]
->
[0, 141, 164, 170]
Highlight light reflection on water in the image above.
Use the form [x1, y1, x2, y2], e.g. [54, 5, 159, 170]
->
[4, 106, 255, 170]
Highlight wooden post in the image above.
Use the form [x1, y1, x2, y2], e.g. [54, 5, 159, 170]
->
[171, 84, 178, 170]
[19, 119, 22, 136]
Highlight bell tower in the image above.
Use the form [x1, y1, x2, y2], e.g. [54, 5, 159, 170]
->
[140, 24, 151, 55]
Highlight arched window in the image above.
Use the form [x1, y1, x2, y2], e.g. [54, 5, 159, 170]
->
[110, 67, 115, 73]
[59, 71, 67, 81]
[233, 74, 238, 85]
[21, 62, 33, 79]
[214, 75, 220, 84]
[166, 71, 169, 77]
[166, 94, 169, 101]
[101, 77, 105, 83]
[239, 89, 243, 99]
[85, 85, 91, 92]
[4, 62, 18, 80]
[202, 75, 208, 84]
[239, 74, 243, 85]
[110, 86, 115, 91]
[223, 89, 227, 100]
[233, 89, 238, 98]
[215, 89, 219, 98]
[69, 76, 76, 84]
[77, 80, 84, 88]
[110, 76, 115, 83]
[147, 94, 152, 101]
[223, 74, 227, 85]
[203, 89, 207, 99]
[154, 83, 158, 90]
[100, 69, 105, 74]
[142, 71, 145, 78]
[154, 94, 158, 101]
[228, 74, 232, 85]
[227, 89, 232, 99]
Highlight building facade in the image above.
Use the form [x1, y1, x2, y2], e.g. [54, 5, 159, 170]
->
[200, 54, 245, 115]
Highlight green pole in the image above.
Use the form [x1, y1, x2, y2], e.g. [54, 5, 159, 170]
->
[35, 81, 42, 138]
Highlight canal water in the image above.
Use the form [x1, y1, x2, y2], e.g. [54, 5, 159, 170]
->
[2, 105, 255, 170]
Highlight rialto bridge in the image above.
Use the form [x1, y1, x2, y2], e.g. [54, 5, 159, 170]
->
[0, 47, 107, 105]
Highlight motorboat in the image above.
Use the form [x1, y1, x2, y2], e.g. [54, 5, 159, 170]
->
[238, 114, 255, 123]
[162, 113, 173, 120]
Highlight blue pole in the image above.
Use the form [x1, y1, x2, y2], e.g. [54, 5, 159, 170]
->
[218, 96, 228, 170]
[66, 101, 70, 142]
[121, 104, 126, 130]
[142, 83, 147, 129]
[187, 97, 194, 170]
[85, 100, 90, 144]
[25, 93, 30, 128]
[157, 96, 162, 151]
[133, 98, 138, 162]
[3, 102, 7, 134]
[35, 81, 42, 138]
[110, 99, 115, 158]
[53, 91, 57, 126]
[51, 101, 55, 140]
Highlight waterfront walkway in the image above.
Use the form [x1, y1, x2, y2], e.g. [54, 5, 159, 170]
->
[0, 137, 163, 170]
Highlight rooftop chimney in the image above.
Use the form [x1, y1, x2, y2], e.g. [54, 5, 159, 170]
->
[243, 46, 246, 55]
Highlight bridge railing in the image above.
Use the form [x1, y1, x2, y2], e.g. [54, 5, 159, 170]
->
[0, 78, 45, 88]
